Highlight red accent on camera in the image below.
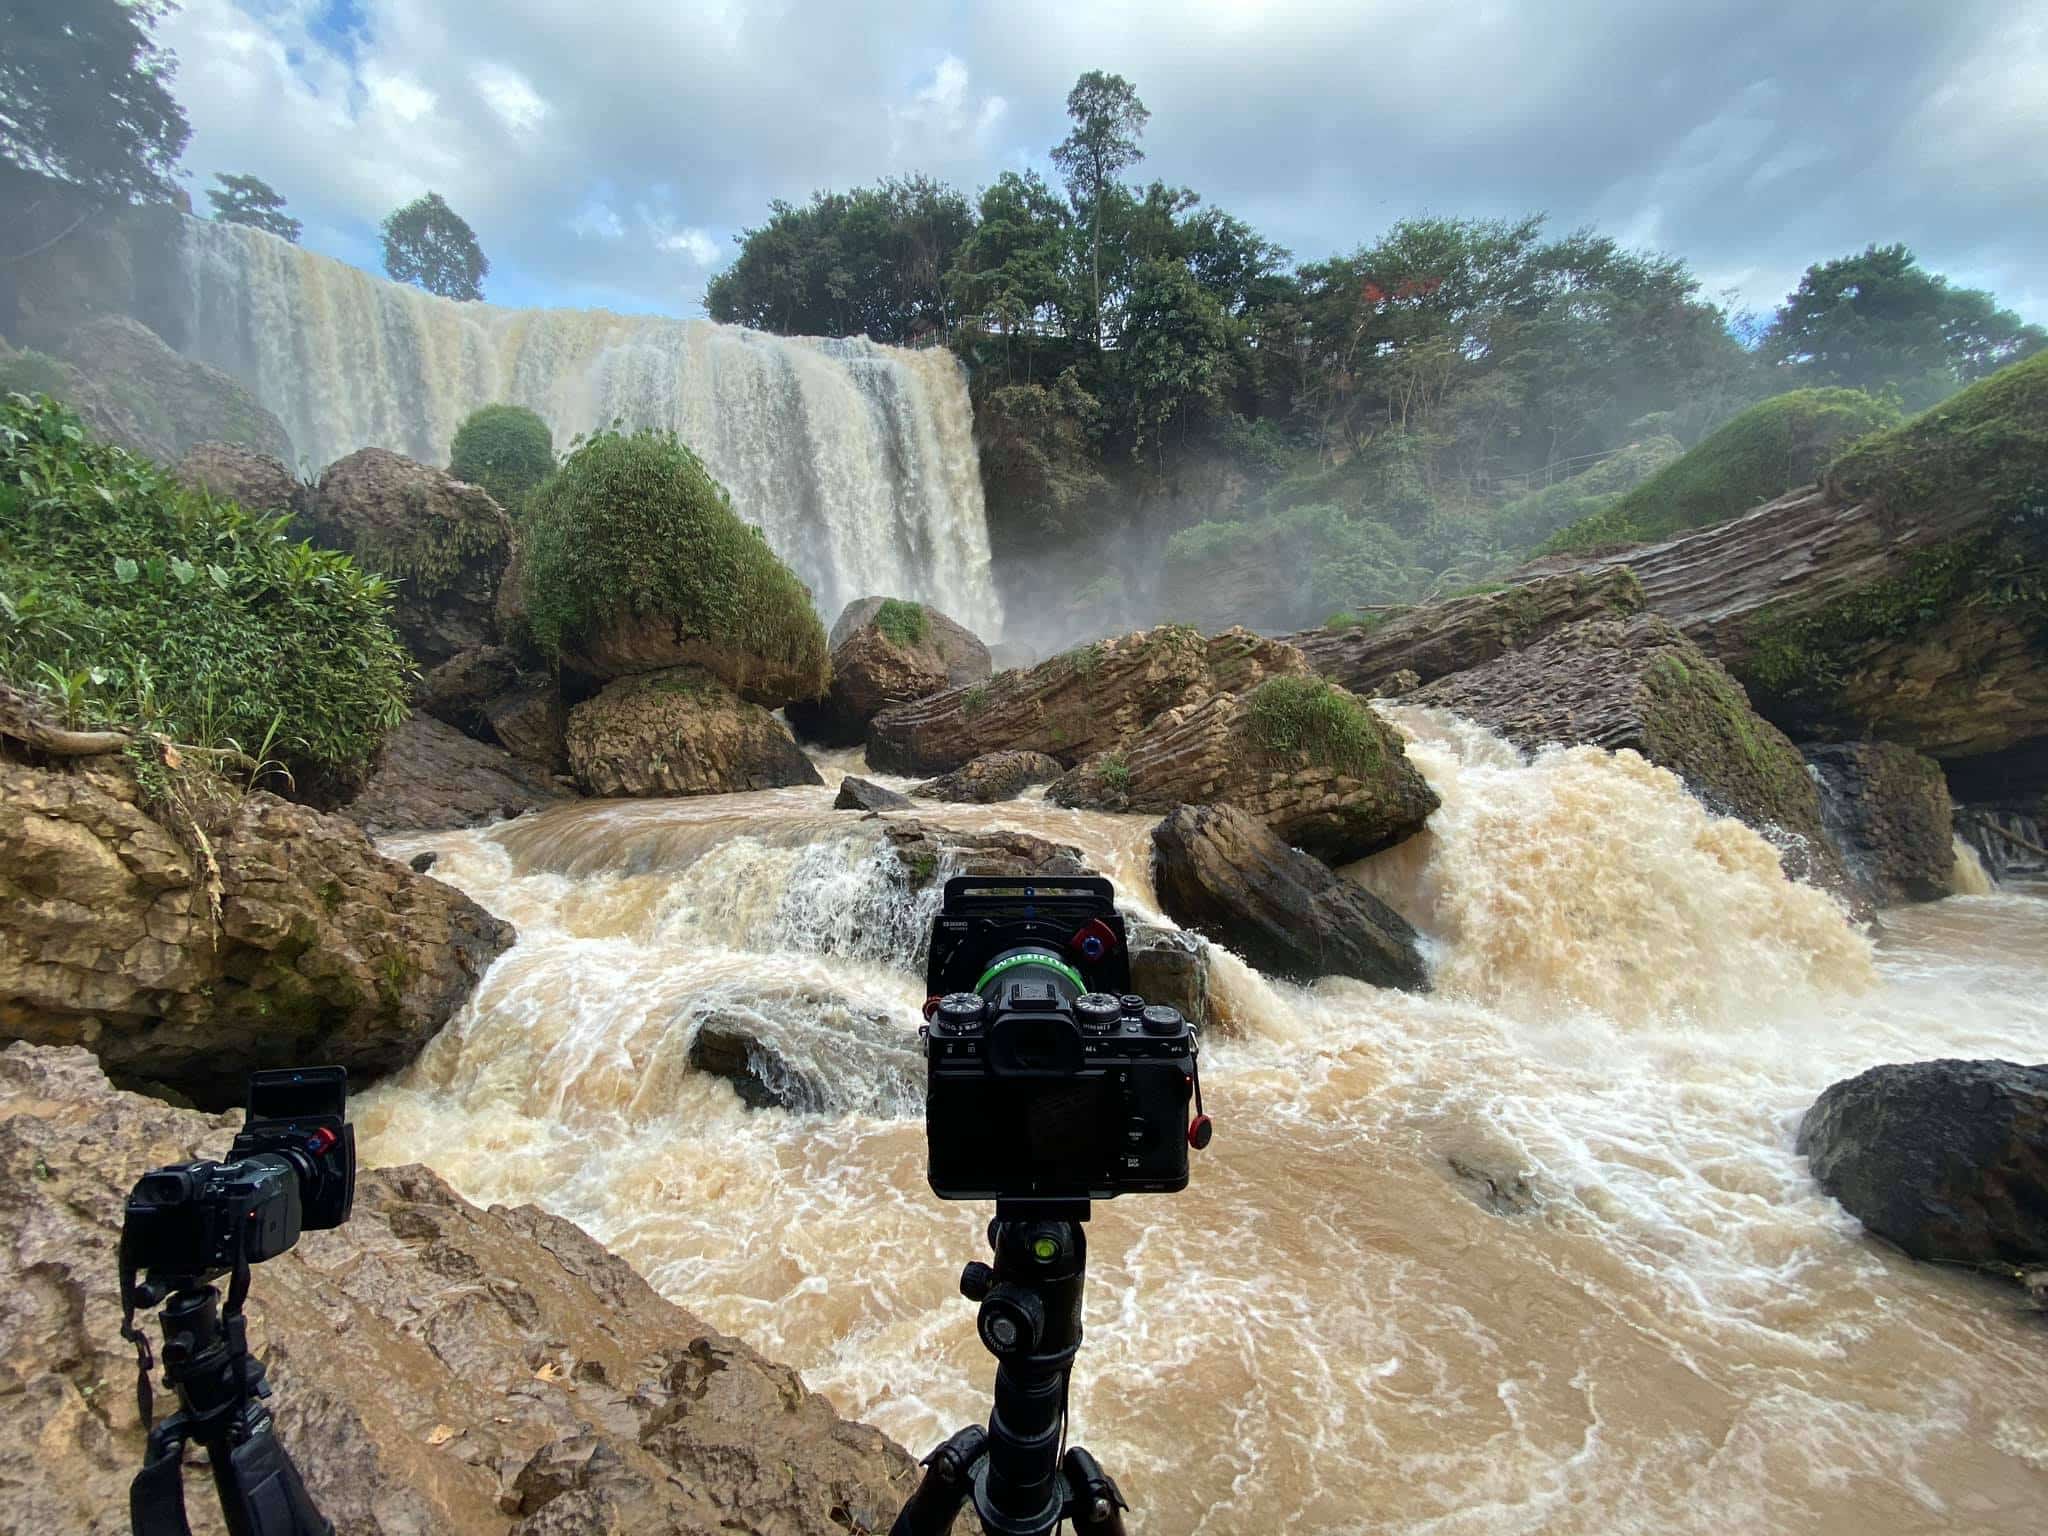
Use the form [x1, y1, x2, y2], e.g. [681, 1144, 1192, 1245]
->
[1187, 1115, 1213, 1150]
[923, 995, 944, 1021]
[307, 1127, 337, 1152]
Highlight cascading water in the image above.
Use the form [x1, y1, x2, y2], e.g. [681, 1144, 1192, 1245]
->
[356, 719, 2048, 1534]
[171, 219, 1002, 628]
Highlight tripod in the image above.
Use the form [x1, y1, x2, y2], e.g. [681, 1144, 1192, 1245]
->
[124, 1270, 333, 1536]
[892, 1202, 1129, 1536]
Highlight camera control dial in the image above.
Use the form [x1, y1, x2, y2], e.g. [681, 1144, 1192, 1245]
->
[1140, 1005, 1185, 1036]
[934, 993, 987, 1031]
[1075, 992, 1122, 1032]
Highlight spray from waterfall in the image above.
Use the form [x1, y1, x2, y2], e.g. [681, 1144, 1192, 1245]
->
[173, 219, 1002, 630]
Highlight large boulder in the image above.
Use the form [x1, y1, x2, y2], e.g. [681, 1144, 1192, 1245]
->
[1280, 568, 1646, 696]
[566, 669, 822, 798]
[1152, 805, 1428, 989]
[915, 750, 1065, 804]
[56, 314, 295, 465]
[835, 775, 913, 811]
[344, 712, 570, 836]
[0, 1043, 918, 1535]
[172, 440, 303, 514]
[0, 757, 515, 1108]
[1411, 614, 1857, 901]
[1127, 921, 1211, 1031]
[305, 448, 514, 668]
[416, 644, 524, 735]
[880, 820, 1092, 893]
[684, 986, 919, 1115]
[1049, 679, 1439, 863]
[869, 625, 1308, 777]
[789, 598, 992, 746]
[1806, 742, 1957, 906]
[1798, 1059, 2048, 1276]
[483, 679, 569, 773]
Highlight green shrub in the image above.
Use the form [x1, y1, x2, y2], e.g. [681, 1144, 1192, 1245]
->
[0, 350, 74, 401]
[1097, 750, 1132, 793]
[520, 427, 828, 691]
[1491, 434, 1684, 550]
[1242, 676, 1387, 778]
[873, 598, 929, 648]
[1542, 389, 1900, 553]
[0, 394, 411, 785]
[449, 403, 553, 511]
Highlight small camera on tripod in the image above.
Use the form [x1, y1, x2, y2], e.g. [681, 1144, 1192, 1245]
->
[120, 1067, 356, 1536]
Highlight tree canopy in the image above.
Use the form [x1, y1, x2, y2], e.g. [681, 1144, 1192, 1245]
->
[380, 191, 489, 302]
[206, 172, 301, 243]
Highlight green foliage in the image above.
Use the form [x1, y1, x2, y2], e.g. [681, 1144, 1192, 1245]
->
[974, 374, 1110, 549]
[1761, 244, 2047, 410]
[1490, 434, 1684, 549]
[381, 191, 489, 302]
[1324, 608, 1404, 632]
[1097, 750, 1132, 793]
[0, 350, 73, 400]
[873, 598, 929, 648]
[960, 683, 990, 718]
[1053, 71, 1150, 346]
[207, 172, 301, 243]
[1241, 676, 1387, 778]
[0, 394, 411, 783]
[449, 404, 553, 512]
[520, 427, 828, 692]
[1542, 389, 1900, 553]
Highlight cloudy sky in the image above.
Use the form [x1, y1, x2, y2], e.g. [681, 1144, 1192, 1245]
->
[160, 0, 2048, 324]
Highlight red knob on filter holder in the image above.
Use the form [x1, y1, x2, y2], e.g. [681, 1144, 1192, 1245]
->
[1188, 1115, 1213, 1150]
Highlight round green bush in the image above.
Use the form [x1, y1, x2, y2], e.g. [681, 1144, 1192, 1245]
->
[520, 427, 828, 691]
[0, 394, 411, 790]
[449, 403, 554, 511]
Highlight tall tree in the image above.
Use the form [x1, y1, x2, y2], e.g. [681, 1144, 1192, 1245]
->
[0, 0, 190, 260]
[380, 191, 489, 301]
[206, 172, 301, 243]
[1762, 244, 2046, 410]
[1050, 71, 1149, 348]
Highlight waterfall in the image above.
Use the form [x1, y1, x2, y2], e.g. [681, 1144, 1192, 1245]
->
[171, 219, 1003, 630]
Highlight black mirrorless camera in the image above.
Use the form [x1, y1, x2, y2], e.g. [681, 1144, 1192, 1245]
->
[921, 876, 1204, 1202]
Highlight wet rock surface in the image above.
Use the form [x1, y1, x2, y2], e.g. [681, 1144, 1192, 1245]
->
[1047, 688, 1439, 864]
[1, 757, 514, 1109]
[914, 750, 1065, 804]
[835, 776, 913, 812]
[0, 1043, 920, 1535]
[306, 448, 514, 669]
[1806, 742, 1957, 906]
[566, 670, 822, 799]
[867, 626, 1307, 777]
[790, 598, 992, 746]
[1798, 1059, 2048, 1275]
[345, 713, 570, 836]
[1151, 804, 1429, 990]
[685, 987, 920, 1115]
[881, 821, 1092, 892]
[1126, 921, 1211, 1032]
[173, 440, 303, 514]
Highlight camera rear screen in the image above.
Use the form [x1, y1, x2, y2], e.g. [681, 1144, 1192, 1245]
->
[927, 1074, 1118, 1199]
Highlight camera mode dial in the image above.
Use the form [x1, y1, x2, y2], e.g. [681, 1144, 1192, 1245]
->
[1075, 992, 1122, 1032]
[934, 993, 987, 1032]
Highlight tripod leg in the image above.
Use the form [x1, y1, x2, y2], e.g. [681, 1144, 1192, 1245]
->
[890, 1426, 986, 1536]
[208, 1426, 335, 1536]
[1062, 1446, 1129, 1535]
[130, 1422, 196, 1536]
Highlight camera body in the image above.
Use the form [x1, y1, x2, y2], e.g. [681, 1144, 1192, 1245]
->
[922, 877, 1194, 1202]
[123, 1068, 356, 1290]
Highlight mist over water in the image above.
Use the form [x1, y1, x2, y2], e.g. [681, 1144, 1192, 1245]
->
[357, 720, 2048, 1533]
[174, 220, 1001, 627]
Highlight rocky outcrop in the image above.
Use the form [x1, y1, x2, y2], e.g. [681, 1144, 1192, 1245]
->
[1798, 1059, 2048, 1276]
[1410, 615, 1856, 901]
[881, 821, 1092, 893]
[915, 750, 1065, 804]
[418, 644, 524, 733]
[569, 619, 829, 710]
[788, 598, 992, 746]
[868, 626, 1308, 777]
[0, 1043, 919, 1535]
[1048, 683, 1439, 863]
[1127, 922, 1211, 1031]
[57, 314, 295, 465]
[566, 669, 822, 799]
[1, 757, 514, 1108]
[1280, 568, 1646, 696]
[684, 987, 919, 1114]
[344, 713, 570, 835]
[306, 448, 514, 668]
[1807, 743, 1957, 905]
[835, 776, 913, 811]
[483, 680, 568, 773]
[173, 440, 302, 513]
[1151, 805, 1429, 990]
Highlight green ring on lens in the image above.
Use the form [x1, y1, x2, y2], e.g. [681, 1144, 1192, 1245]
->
[973, 951, 1087, 998]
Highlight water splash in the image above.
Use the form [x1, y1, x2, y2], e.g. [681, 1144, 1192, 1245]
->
[1952, 836, 1997, 896]
[173, 219, 1002, 628]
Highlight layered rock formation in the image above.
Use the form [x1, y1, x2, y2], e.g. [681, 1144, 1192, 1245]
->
[0, 1044, 918, 1535]
[790, 598, 993, 746]
[566, 670, 821, 798]
[868, 626, 1306, 776]
[880, 821, 1092, 892]
[1806, 742, 1957, 905]
[915, 750, 1065, 804]
[1410, 615, 1855, 901]
[1798, 1059, 2048, 1276]
[345, 713, 570, 836]
[1047, 681, 1439, 863]
[1152, 805, 1428, 989]
[306, 448, 515, 670]
[0, 757, 514, 1108]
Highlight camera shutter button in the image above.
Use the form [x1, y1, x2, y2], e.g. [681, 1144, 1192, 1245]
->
[1140, 1005, 1183, 1036]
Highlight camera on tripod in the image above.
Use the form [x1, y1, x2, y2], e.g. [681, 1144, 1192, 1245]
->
[119, 1067, 356, 1536]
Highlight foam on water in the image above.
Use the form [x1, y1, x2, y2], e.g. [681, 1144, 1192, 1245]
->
[360, 725, 2048, 1533]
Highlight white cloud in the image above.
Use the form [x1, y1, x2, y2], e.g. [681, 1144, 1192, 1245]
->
[887, 54, 1009, 165]
[570, 200, 626, 241]
[656, 227, 720, 266]
[473, 63, 550, 136]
